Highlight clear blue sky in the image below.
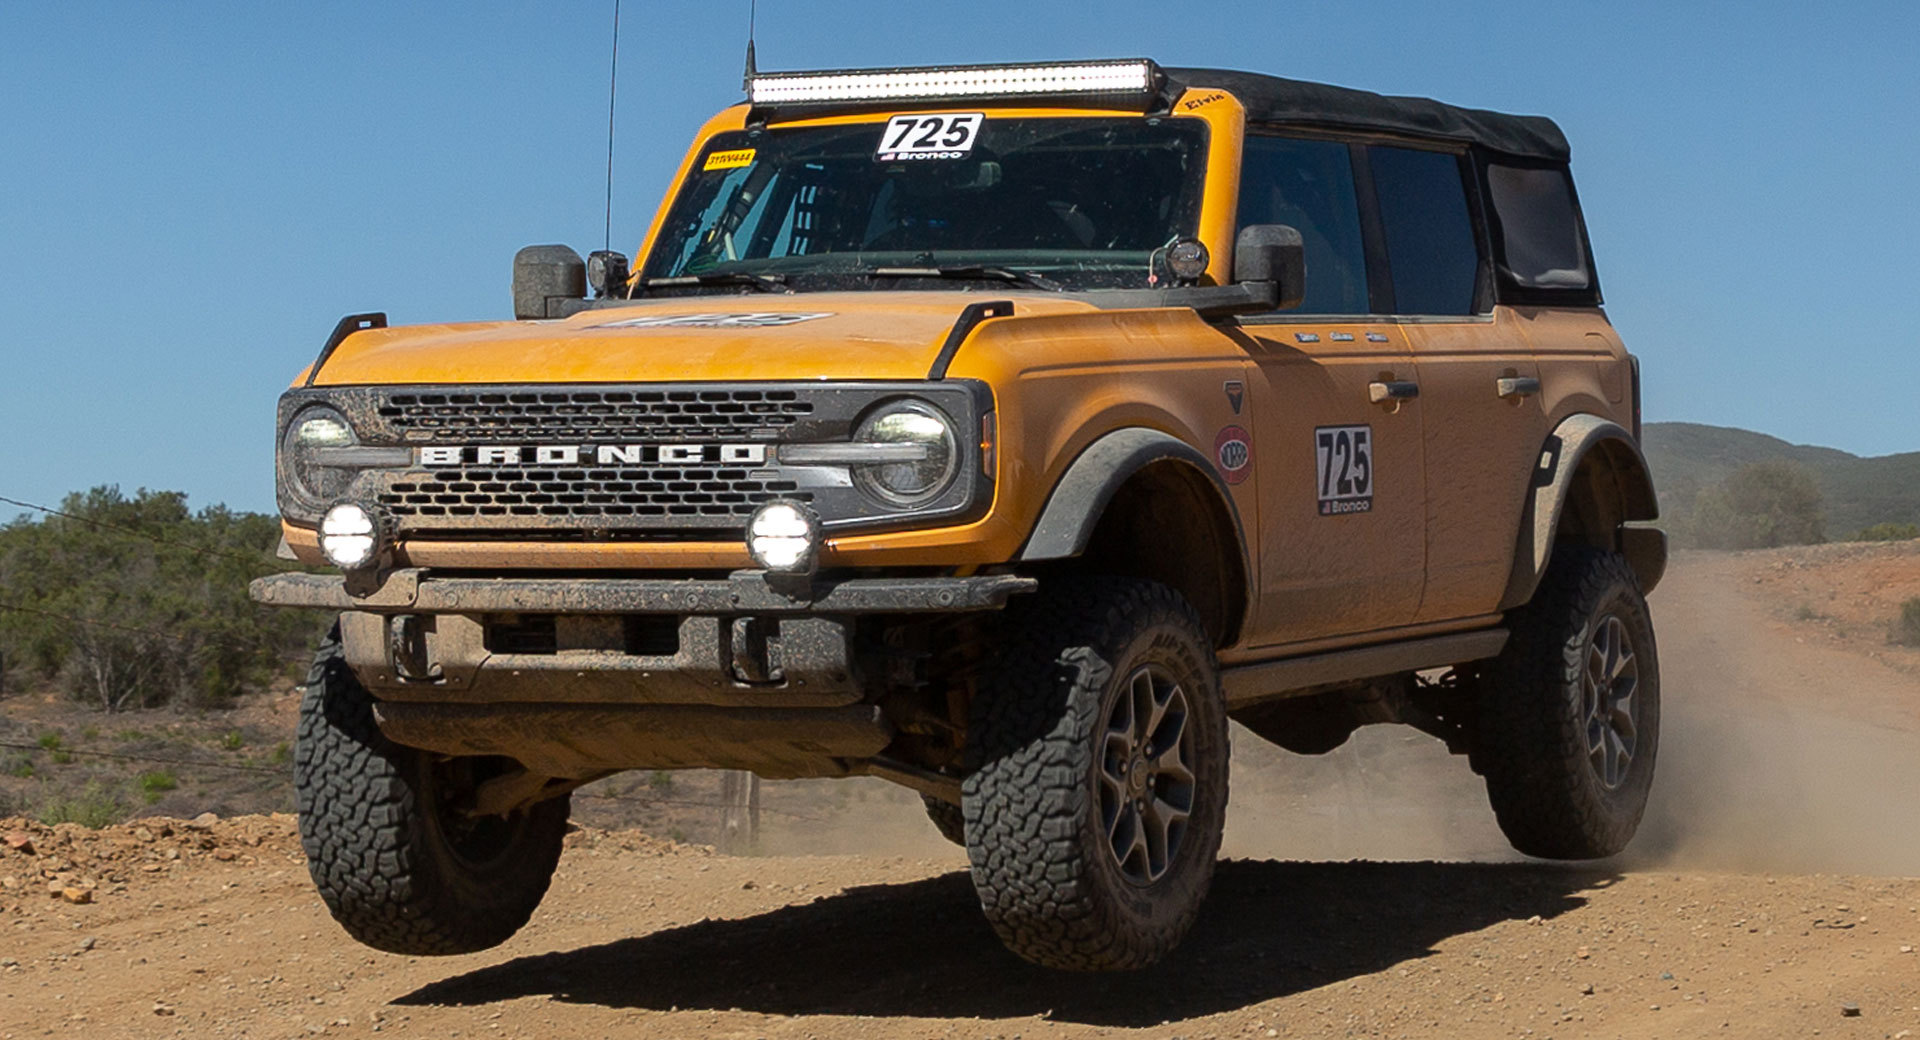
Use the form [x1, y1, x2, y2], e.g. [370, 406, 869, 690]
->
[2, 1, 1916, 515]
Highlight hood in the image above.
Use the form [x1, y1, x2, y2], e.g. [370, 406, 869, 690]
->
[307, 292, 1104, 386]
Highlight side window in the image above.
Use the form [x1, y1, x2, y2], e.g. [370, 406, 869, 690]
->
[1485, 164, 1592, 291]
[1237, 136, 1369, 315]
[1368, 146, 1480, 315]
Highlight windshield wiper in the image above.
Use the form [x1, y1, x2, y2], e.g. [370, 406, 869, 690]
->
[644, 272, 791, 294]
[868, 265, 1064, 292]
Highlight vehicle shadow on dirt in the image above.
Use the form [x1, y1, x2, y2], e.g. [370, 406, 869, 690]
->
[397, 859, 1611, 1026]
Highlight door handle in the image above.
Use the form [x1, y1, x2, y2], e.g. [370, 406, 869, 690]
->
[1368, 380, 1419, 404]
[1496, 376, 1542, 400]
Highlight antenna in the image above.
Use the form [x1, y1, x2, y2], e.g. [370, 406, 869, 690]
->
[603, 0, 622, 253]
[742, 0, 757, 92]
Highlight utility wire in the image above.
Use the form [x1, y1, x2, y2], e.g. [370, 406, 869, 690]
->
[0, 738, 284, 776]
[0, 494, 296, 573]
[0, 602, 311, 664]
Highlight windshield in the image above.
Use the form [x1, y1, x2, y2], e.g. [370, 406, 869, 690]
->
[641, 115, 1209, 291]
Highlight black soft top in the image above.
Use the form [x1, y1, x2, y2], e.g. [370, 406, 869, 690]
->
[1165, 67, 1570, 163]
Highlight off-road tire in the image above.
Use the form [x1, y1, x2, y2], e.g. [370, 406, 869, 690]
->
[963, 577, 1228, 971]
[295, 623, 569, 955]
[922, 795, 966, 846]
[1475, 547, 1660, 859]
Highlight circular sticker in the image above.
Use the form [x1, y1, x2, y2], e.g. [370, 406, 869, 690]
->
[1214, 425, 1252, 485]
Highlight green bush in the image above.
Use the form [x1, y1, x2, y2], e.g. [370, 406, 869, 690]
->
[4, 754, 32, 779]
[50, 749, 73, 765]
[1690, 461, 1827, 549]
[218, 731, 244, 751]
[1894, 598, 1920, 648]
[36, 732, 62, 751]
[269, 741, 291, 765]
[37, 785, 125, 829]
[137, 770, 179, 803]
[1853, 522, 1920, 543]
[0, 486, 330, 712]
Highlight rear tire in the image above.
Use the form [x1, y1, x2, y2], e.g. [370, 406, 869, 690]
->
[963, 577, 1227, 971]
[295, 623, 569, 955]
[1475, 547, 1660, 859]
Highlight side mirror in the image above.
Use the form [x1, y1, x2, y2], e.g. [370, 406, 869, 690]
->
[1233, 224, 1306, 311]
[512, 245, 586, 319]
[586, 250, 631, 299]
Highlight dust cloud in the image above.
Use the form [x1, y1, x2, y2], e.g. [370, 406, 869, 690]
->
[726, 555, 1920, 875]
[1223, 553, 1920, 875]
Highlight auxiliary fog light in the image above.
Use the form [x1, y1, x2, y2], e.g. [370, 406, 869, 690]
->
[747, 500, 822, 576]
[319, 502, 381, 570]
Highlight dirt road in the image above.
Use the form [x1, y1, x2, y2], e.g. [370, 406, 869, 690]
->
[4, 550, 1919, 1039]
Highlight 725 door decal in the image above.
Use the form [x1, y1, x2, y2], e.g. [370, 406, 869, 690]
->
[1314, 425, 1374, 516]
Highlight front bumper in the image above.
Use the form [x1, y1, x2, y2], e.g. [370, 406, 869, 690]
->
[250, 568, 1034, 616]
[253, 568, 1032, 781]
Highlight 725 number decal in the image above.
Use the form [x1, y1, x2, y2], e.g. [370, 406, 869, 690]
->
[1314, 425, 1374, 516]
[876, 113, 984, 162]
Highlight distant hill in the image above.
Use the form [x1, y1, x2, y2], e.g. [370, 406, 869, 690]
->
[1642, 422, 1920, 539]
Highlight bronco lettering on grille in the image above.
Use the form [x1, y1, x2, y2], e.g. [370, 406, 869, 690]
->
[416, 444, 769, 467]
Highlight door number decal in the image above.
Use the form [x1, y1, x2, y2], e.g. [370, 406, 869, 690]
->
[1314, 425, 1373, 516]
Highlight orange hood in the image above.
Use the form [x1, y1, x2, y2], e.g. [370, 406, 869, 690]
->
[307, 292, 1104, 386]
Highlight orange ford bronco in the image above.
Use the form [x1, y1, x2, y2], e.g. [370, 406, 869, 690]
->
[254, 59, 1665, 970]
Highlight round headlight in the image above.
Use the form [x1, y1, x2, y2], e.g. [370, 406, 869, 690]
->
[852, 401, 958, 507]
[281, 406, 358, 508]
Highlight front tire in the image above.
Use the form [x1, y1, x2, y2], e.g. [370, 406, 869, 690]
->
[963, 578, 1228, 971]
[295, 624, 569, 955]
[1475, 547, 1660, 859]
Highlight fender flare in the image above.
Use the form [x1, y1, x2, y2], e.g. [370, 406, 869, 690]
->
[1499, 414, 1665, 610]
[1019, 428, 1253, 637]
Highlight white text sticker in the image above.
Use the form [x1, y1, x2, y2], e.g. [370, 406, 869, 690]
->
[592, 312, 832, 329]
[876, 113, 984, 162]
[1314, 425, 1374, 516]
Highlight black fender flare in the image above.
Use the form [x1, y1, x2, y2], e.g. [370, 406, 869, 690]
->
[1018, 428, 1253, 639]
[1499, 414, 1665, 610]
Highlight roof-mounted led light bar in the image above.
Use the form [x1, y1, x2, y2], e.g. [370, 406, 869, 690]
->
[748, 59, 1162, 108]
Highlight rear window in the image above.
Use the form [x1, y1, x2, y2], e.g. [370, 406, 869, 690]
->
[1485, 164, 1592, 293]
[1369, 146, 1479, 315]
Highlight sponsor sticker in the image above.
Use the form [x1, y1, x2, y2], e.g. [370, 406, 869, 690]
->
[703, 148, 756, 172]
[875, 113, 984, 162]
[1215, 425, 1252, 485]
[1222, 379, 1245, 415]
[591, 312, 832, 329]
[1314, 425, 1374, 516]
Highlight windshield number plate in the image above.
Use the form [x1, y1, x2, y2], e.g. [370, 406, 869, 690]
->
[876, 113, 984, 162]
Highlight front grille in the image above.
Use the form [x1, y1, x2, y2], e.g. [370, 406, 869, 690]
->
[282, 380, 988, 539]
[378, 389, 814, 443]
[382, 466, 814, 525]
